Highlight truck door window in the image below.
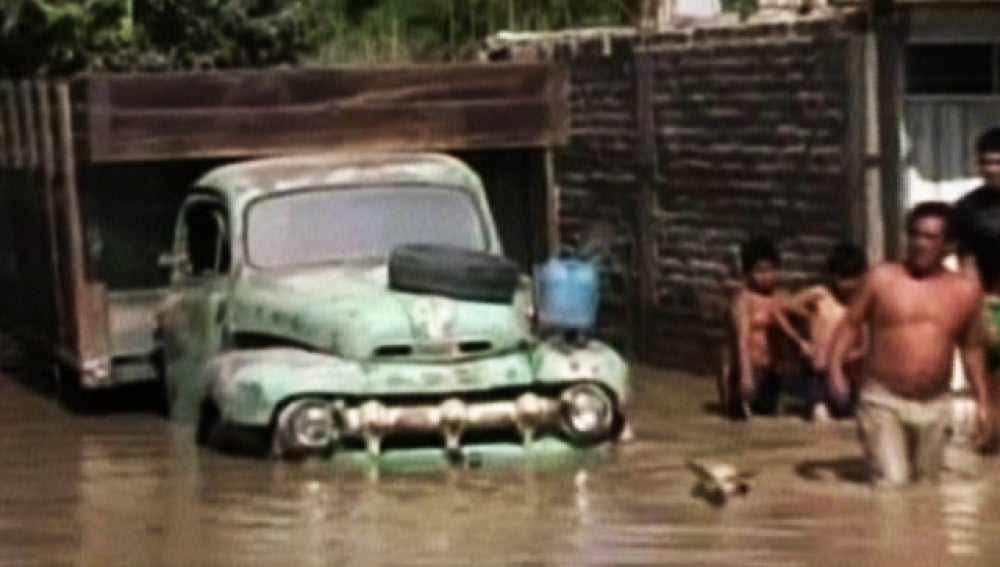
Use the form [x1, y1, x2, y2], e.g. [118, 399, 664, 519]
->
[182, 202, 230, 277]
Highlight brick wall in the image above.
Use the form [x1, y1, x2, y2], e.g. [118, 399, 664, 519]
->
[506, 15, 863, 370]
[549, 37, 642, 353]
[643, 18, 860, 369]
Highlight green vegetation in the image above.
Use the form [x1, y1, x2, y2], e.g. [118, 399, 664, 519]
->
[0, 0, 758, 76]
[0, 0, 323, 75]
[0, 0, 134, 75]
[315, 1, 639, 63]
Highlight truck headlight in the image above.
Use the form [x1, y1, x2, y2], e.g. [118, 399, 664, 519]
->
[279, 399, 336, 452]
[560, 384, 615, 444]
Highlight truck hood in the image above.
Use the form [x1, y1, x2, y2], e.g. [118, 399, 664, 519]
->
[229, 264, 530, 360]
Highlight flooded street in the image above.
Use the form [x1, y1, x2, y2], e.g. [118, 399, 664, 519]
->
[3, 366, 1000, 567]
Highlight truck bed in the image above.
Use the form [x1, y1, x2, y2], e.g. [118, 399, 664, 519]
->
[107, 289, 165, 382]
[0, 66, 565, 388]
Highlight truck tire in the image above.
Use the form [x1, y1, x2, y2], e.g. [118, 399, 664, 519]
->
[0, 330, 26, 372]
[196, 399, 220, 446]
[56, 363, 96, 413]
[152, 349, 173, 418]
[198, 399, 272, 457]
[388, 244, 520, 304]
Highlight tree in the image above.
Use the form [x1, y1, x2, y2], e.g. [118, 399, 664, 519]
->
[0, 0, 756, 76]
[138, 0, 323, 69]
[0, 0, 325, 75]
[0, 0, 132, 76]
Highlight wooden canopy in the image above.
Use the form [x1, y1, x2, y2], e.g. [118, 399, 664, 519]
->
[73, 62, 569, 163]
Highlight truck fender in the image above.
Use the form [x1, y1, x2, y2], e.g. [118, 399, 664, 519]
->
[531, 340, 631, 404]
[203, 348, 361, 427]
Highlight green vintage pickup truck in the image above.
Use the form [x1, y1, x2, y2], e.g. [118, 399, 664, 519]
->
[156, 152, 630, 461]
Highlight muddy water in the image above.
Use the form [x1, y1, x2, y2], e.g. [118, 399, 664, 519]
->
[2, 367, 1000, 567]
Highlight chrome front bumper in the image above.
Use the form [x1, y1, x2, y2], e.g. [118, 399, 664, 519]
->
[338, 393, 562, 455]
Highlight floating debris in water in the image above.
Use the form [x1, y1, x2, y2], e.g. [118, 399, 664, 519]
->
[687, 459, 755, 506]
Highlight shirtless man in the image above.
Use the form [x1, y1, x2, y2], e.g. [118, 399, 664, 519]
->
[828, 202, 995, 486]
[781, 243, 867, 421]
[720, 237, 810, 419]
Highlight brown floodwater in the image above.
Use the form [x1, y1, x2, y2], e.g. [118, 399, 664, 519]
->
[2, 362, 1000, 567]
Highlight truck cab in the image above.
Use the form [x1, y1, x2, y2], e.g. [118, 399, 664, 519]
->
[156, 152, 630, 460]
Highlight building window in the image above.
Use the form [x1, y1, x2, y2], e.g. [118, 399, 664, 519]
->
[907, 43, 997, 95]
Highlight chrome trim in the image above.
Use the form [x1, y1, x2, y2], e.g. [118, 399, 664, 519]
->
[79, 357, 112, 388]
[559, 384, 615, 442]
[275, 398, 336, 456]
[338, 393, 562, 456]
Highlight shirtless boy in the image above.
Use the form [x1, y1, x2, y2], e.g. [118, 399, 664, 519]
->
[828, 202, 995, 486]
[782, 243, 867, 421]
[720, 237, 810, 419]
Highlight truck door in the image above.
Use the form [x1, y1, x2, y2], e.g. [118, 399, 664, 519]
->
[160, 195, 232, 420]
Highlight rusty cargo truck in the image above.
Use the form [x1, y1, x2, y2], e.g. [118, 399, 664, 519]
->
[0, 65, 565, 405]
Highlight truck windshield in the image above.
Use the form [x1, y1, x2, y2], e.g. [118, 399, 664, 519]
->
[245, 186, 487, 269]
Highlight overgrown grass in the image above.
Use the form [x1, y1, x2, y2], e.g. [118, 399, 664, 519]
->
[311, 0, 641, 64]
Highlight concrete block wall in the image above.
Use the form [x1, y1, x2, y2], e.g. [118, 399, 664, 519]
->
[550, 37, 642, 352]
[516, 14, 862, 369]
[643, 18, 858, 368]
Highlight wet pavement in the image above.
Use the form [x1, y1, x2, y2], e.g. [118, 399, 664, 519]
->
[2, 364, 1000, 567]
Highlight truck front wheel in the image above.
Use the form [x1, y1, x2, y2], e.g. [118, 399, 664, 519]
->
[151, 350, 173, 418]
[197, 399, 271, 457]
[196, 399, 220, 446]
[55, 363, 95, 413]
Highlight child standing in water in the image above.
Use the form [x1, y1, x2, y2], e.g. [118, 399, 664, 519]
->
[780, 243, 868, 421]
[720, 237, 810, 419]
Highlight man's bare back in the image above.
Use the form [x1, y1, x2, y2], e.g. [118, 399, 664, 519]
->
[862, 263, 982, 399]
[809, 288, 846, 353]
[783, 285, 854, 369]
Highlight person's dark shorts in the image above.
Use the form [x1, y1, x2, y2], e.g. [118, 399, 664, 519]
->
[796, 370, 857, 418]
[721, 367, 783, 419]
[986, 297, 1000, 373]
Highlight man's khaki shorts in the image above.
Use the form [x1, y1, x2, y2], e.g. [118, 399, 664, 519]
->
[856, 381, 951, 487]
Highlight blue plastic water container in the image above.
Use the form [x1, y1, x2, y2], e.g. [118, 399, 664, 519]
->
[535, 258, 599, 331]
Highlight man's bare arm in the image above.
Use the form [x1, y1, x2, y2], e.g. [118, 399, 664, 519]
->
[777, 286, 823, 318]
[960, 291, 996, 451]
[827, 267, 879, 402]
[845, 324, 868, 363]
[772, 303, 811, 356]
[732, 292, 754, 394]
[961, 310, 990, 406]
